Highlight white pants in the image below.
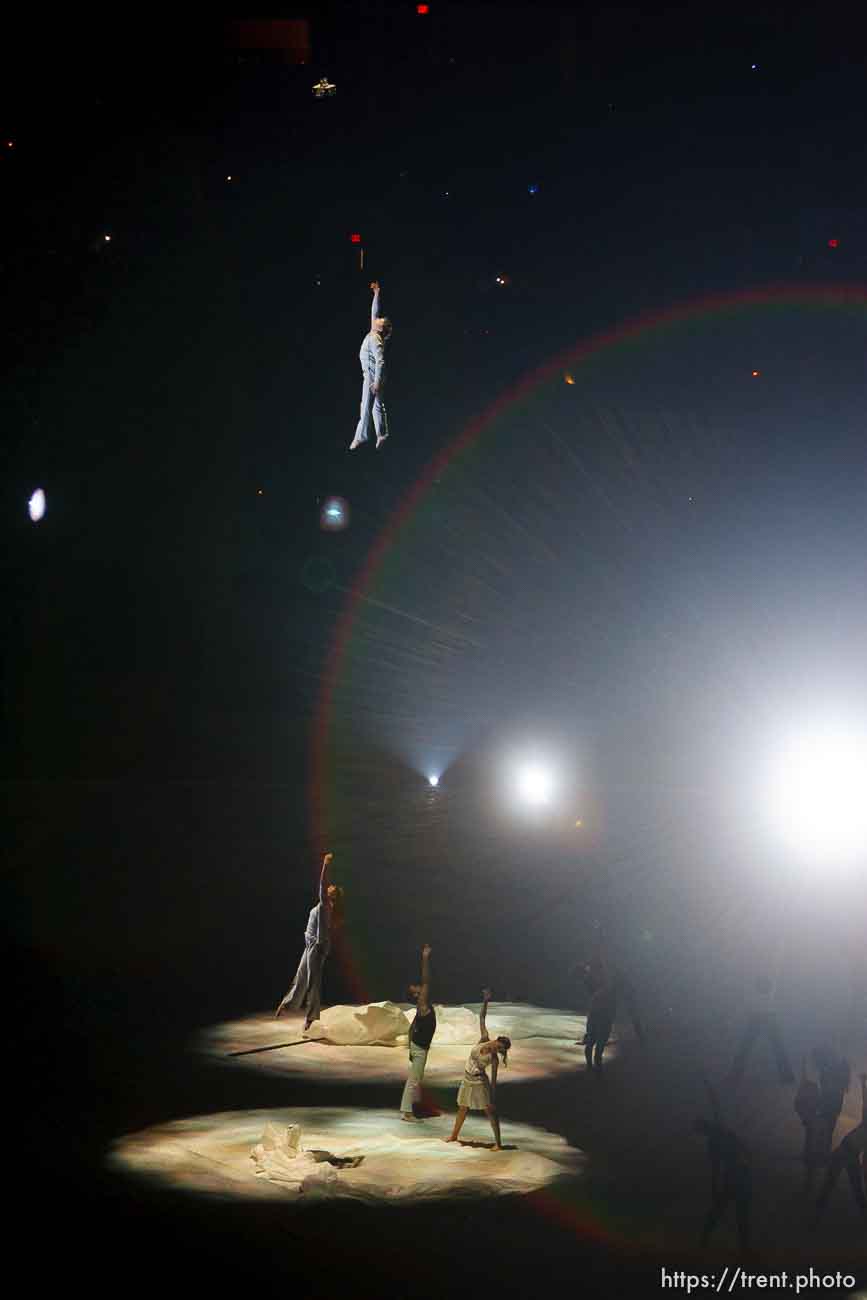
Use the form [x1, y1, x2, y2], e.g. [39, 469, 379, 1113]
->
[354, 372, 388, 445]
[399, 1042, 429, 1114]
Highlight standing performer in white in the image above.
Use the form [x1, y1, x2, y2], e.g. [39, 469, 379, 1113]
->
[444, 988, 511, 1151]
[275, 852, 343, 1030]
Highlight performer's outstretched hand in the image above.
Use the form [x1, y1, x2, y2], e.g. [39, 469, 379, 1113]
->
[482, 987, 493, 1002]
[370, 280, 380, 292]
[323, 852, 333, 865]
[422, 944, 432, 958]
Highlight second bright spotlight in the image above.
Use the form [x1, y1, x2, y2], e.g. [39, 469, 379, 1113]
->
[764, 722, 867, 864]
[515, 762, 555, 807]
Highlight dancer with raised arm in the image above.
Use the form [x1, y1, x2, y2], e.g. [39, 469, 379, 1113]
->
[349, 280, 391, 450]
[400, 944, 436, 1122]
[445, 988, 511, 1151]
[695, 1074, 753, 1254]
[275, 852, 344, 1030]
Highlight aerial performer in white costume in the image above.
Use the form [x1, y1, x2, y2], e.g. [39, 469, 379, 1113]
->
[445, 988, 511, 1151]
[275, 852, 344, 1030]
[349, 280, 391, 450]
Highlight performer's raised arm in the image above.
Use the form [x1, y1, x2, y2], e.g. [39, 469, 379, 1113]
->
[370, 279, 381, 328]
[318, 851, 333, 906]
[479, 987, 493, 1043]
[417, 944, 432, 1014]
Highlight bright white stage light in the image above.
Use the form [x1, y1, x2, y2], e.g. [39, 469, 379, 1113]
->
[28, 488, 46, 522]
[320, 496, 349, 532]
[428, 775, 439, 787]
[764, 723, 867, 862]
[516, 762, 554, 807]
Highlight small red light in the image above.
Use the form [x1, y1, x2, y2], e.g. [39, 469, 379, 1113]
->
[828, 238, 839, 248]
[417, 4, 430, 13]
[751, 370, 760, 377]
[350, 233, 361, 243]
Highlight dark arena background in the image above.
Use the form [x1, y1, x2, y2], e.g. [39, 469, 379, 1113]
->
[3, 5, 867, 1296]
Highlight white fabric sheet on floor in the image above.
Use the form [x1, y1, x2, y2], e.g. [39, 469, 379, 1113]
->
[109, 1107, 586, 1203]
[198, 1004, 596, 1085]
[307, 1001, 481, 1046]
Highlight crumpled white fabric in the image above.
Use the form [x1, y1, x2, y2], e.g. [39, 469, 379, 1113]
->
[250, 1123, 341, 1193]
[304, 1001, 406, 1044]
[306, 1002, 480, 1046]
[261, 1121, 301, 1154]
[250, 1123, 308, 1187]
[418, 1005, 479, 1045]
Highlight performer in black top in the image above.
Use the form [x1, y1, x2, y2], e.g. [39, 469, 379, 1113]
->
[400, 944, 435, 1121]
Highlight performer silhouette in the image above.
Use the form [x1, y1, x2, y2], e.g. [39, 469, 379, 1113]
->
[695, 1074, 753, 1254]
[814, 1071, 866, 1220]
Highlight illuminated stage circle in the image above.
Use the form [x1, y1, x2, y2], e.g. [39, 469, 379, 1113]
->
[108, 1106, 586, 1203]
[195, 1004, 603, 1084]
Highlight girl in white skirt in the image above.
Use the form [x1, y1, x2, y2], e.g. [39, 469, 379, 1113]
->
[445, 988, 511, 1150]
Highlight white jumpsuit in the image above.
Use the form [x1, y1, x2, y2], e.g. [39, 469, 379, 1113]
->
[351, 286, 389, 447]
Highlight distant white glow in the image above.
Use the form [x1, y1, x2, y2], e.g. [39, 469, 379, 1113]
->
[320, 496, 349, 532]
[28, 488, 46, 522]
[764, 723, 867, 863]
[516, 762, 555, 807]
[428, 774, 439, 788]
